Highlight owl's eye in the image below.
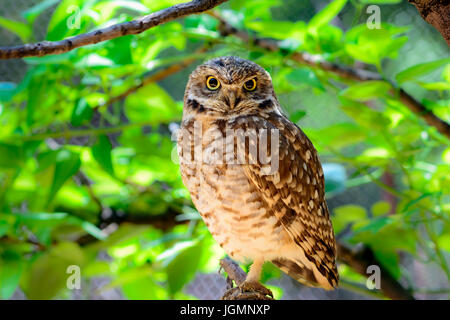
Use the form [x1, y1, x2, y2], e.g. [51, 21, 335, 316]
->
[243, 78, 257, 91]
[206, 76, 220, 90]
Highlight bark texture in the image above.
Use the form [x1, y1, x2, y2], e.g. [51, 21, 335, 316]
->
[409, 0, 450, 45]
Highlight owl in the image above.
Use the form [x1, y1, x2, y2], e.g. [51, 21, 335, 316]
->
[177, 56, 338, 298]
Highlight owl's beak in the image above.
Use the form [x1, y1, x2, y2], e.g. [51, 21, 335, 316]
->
[225, 89, 241, 110]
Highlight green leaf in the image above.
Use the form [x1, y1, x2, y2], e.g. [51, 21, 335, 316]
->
[373, 249, 401, 279]
[91, 135, 115, 177]
[0, 17, 32, 43]
[0, 143, 23, 168]
[14, 212, 105, 240]
[437, 234, 450, 252]
[260, 262, 282, 283]
[125, 83, 181, 124]
[0, 219, 10, 237]
[305, 24, 343, 54]
[371, 201, 391, 216]
[88, 224, 150, 251]
[305, 123, 367, 150]
[93, 0, 149, 24]
[443, 64, 450, 82]
[104, 36, 133, 66]
[22, 242, 85, 299]
[287, 68, 324, 90]
[26, 71, 52, 126]
[345, 24, 408, 66]
[0, 82, 18, 102]
[289, 110, 306, 123]
[360, 0, 401, 3]
[395, 58, 450, 84]
[48, 150, 81, 203]
[74, 219, 107, 240]
[332, 204, 367, 233]
[417, 81, 450, 91]
[352, 216, 416, 255]
[158, 240, 203, 294]
[46, 0, 95, 41]
[308, 0, 347, 31]
[70, 98, 93, 127]
[339, 98, 391, 131]
[0, 250, 24, 299]
[341, 81, 391, 101]
[245, 20, 305, 41]
[122, 277, 167, 300]
[185, 14, 218, 32]
[22, 0, 60, 24]
[354, 216, 394, 234]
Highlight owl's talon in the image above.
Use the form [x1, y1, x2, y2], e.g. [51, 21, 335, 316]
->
[239, 281, 273, 298]
[220, 281, 273, 300]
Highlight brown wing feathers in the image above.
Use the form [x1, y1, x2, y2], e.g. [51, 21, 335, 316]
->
[235, 113, 339, 289]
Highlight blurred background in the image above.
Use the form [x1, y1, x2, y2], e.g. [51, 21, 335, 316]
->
[0, 0, 449, 300]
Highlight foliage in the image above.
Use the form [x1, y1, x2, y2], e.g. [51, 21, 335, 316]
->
[0, 0, 449, 299]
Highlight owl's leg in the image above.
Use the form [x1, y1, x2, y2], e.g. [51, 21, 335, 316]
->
[221, 259, 273, 300]
[239, 259, 273, 298]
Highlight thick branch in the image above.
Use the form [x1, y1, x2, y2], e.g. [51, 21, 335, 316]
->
[408, 0, 450, 45]
[337, 244, 415, 300]
[219, 257, 273, 300]
[213, 13, 450, 140]
[0, 0, 228, 59]
[219, 257, 246, 285]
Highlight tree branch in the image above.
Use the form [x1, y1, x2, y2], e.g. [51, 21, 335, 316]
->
[337, 244, 415, 300]
[212, 13, 450, 140]
[219, 257, 247, 286]
[17, 51, 203, 142]
[93, 47, 208, 111]
[0, 0, 228, 59]
[219, 257, 273, 300]
[408, 0, 450, 45]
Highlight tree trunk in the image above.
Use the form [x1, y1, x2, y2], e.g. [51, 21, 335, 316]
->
[408, 0, 450, 45]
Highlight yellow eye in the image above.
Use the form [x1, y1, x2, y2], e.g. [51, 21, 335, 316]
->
[243, 78, 257, 91]
[206, 76, 220, 90]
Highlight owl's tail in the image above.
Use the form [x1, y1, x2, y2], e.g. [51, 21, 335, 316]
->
[271, 258, 339, 290]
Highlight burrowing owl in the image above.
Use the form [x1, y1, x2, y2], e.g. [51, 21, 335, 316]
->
[177, 56, 338, 298]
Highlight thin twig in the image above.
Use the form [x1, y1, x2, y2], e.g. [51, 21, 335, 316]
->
[338, 279, 386, 299]
[16, 50, 205, 142]
[93, 47, 208, 111]
[0, 0, 229, 59]
[20, 121, 154, 141]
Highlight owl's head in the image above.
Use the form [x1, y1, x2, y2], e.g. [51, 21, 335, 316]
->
[184, 56, 279, 116]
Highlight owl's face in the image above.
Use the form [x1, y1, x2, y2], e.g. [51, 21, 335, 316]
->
[184, 56, 279, 116]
